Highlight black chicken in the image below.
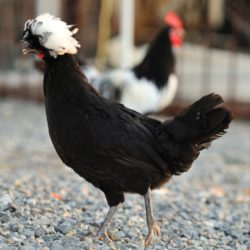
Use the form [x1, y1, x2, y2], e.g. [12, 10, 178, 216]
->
[22, 14, 233, 246]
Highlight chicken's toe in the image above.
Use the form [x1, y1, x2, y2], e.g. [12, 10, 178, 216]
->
[144, 221, 161, 246]
[96, 229, 114, 241]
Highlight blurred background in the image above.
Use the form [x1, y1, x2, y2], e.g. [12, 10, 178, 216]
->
[0, 0, 250, 118]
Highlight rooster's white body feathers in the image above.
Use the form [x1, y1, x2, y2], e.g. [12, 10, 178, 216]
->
[93, 70, 178, 114]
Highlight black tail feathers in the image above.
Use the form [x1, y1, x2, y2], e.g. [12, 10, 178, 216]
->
[164, 93, 233, 146]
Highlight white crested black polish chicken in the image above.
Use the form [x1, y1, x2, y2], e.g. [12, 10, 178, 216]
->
[22, 14, 233, 246]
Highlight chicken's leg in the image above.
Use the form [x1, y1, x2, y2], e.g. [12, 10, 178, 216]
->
[96, 205, 118, 240]
[144, 189, 161, 246]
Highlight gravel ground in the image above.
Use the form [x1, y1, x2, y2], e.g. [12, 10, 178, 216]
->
[0, 99, 249, 250]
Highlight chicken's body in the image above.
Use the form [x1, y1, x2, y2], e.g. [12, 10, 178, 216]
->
[22, 14, 233, 246]
[44, 54, 211, 203]
[44, 55, 172, 205]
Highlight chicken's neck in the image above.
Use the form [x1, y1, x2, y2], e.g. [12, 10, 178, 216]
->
[43, 54, 100, 104]
[43, 54, 84, 78]
[133, 27, 175, 89]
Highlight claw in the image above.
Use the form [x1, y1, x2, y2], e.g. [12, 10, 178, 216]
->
[96, 229, 114, 241]
[95, 205, 118, 242]
[144, 189, 161, 246]
[144, 220, 161, 246]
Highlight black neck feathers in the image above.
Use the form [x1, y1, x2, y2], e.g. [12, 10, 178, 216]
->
[133, 26, 175, 88]
[43, 54, 100, 102]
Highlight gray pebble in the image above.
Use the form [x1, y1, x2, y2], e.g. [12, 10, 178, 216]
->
[123, 242, 141, 249]
[9, 223, 20, 233]
[113, 230, 126, 241]
[34, 227, 46, 237]
[50, 241, 63, 250]
[0, 194, 13, 211]
[23, 229, 34, 238]
[55, 222, 72, 235]
[0, 213, 10, 223]
[19, 244, 37, 250]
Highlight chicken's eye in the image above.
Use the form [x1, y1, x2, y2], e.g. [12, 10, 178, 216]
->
[38, 35, 43, 41]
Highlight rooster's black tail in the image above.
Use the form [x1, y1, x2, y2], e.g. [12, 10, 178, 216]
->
[164, 93, 233, 148]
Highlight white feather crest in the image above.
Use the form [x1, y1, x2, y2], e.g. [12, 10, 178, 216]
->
[25, 13, 80, 57]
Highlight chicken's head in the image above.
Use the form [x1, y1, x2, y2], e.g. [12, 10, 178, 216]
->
[22, 13, 80, 59]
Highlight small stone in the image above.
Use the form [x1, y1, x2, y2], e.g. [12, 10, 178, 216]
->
[113, 230, 126, 241]
[125, 229, 138, 239]
[153, 245, 166, 250]
[171, 238, 183, 248]
[84, 236, 93, 244]
[0, 213, 10, 223]
[50, 241, 63, 250]
[55, 222, 72, 235]
[76, 227, 90, 237]
[23, 229, 34, 237]
[26, 198, 37, 206]
[19, 244, 37, 250]
[35, 227, 46, 237]
[100, 246, 110, 250]
[184, 247, 194, 250]
[122, 243, 140, 249]
[0, 194, 13, 211]
[43, 234, 60, 243]
[238, 246, 247, 250]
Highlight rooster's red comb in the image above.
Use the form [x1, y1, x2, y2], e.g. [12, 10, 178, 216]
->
[164, 12, 183, 29]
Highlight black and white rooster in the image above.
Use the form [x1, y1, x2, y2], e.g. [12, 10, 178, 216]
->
[22, 14, 232, 246]
[93, 12, 184, 114]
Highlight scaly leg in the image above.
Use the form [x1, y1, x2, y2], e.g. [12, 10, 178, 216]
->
[144, 189, 161, 246]
[96, 205, 119, 240]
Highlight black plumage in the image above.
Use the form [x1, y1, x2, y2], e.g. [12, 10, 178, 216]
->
[133, 26, 175, 89]
[43, 55, 232, 240]
[22, 14, 233, 246]
[43, 55, 169, 205]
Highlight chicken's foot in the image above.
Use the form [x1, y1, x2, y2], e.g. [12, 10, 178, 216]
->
[144, 189, 161, 246]
[96, 205, 118, 241]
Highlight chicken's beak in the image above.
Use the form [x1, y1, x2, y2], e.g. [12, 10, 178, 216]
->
[21, 31, 37, 54]
[22, 48, 37, 54]
[22, 40, 37, 54]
